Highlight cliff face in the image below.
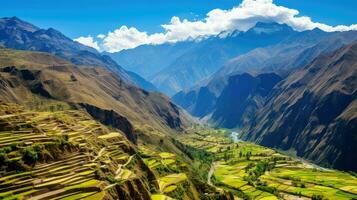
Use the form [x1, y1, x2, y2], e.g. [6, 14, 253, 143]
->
[242, 42, 357, 171]
[79, 103, 136, 143]
[211, 73, 282, 128]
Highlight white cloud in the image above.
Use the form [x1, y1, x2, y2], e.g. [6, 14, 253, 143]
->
[74, 36, 100, 51]
[97, 34, 106, 39]
[75, 0, 357, 52]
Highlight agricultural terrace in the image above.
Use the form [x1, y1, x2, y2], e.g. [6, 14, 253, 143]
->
[0, 102, 140, 199]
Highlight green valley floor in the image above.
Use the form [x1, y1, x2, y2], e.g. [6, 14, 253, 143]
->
[176, 128, 357, 200]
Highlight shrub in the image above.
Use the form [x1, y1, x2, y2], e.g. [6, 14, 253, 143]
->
[256, 185, 278, 195]
[0, 152, 8, 166]
[312, 194, 328, 200]
[55, 136, 69, 149]
[22, 147, 38, 165]
[0, 146, 12, 153]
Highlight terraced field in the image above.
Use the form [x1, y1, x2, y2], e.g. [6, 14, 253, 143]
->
[139, 146, 195, 199]
[178, 128, 357, 200]
[0, 102, 147, 199]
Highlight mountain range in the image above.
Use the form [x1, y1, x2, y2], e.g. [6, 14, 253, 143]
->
[109, 22, 297, 95]
[0, 17, 157, 91]
[173, 28, 357, 124]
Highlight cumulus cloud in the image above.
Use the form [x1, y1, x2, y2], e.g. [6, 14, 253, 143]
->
[74, 36, 100, 51]
[75, 0, 357, 52]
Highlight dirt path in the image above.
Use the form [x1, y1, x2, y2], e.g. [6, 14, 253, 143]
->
[207, 162, 218, 186]
[115, 154, 135, 175]
[124, 154, 135, 167]
[93, 147, 106, 161]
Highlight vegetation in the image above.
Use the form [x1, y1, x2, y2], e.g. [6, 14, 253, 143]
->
[2, 101, 357, 200]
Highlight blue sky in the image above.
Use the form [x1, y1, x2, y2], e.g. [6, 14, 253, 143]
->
[1, 0, 356, 38]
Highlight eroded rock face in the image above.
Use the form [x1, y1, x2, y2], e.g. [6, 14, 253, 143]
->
[79, 103, 136, 143]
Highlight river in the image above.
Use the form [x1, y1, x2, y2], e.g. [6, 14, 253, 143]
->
[230, 131, 241, 142]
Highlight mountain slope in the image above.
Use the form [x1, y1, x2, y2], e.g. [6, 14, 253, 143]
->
[242, 42, 357, 171]
[211, 73, 282, 128]
[0, 48, 191, 138]
[0, 17, 155, 91]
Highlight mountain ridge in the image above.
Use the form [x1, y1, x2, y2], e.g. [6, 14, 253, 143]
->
[110, 22, 298, 95]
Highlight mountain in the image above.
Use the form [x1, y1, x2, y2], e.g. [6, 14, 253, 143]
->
[0, 48, 192, 140]
[110, 22, 296, 95]
[107, 41, 195, 78]
[173, 29, 357, 126]
[0, 17, 155, 91]
[214, 30, 357, 78]
[241, 42, 357, 171]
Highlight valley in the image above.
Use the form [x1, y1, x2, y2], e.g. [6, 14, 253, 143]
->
[0, 5, 356, 199]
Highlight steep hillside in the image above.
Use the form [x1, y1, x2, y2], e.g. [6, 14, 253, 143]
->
[0, 48, 191, 138]
[242, 42, 357, 171]
[211, 73, 282, 128]
[0, 17, 155, 91]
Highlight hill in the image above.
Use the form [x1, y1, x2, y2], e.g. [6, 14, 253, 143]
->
[0, 48, 191, 140]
